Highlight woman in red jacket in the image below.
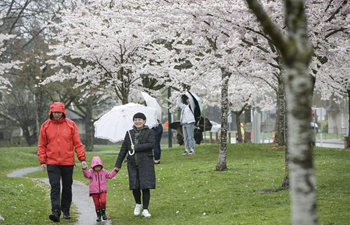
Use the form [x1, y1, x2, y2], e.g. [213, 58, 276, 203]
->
[38, 102, 88, 222]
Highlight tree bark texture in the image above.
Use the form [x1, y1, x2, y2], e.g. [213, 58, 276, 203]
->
[275, 80, 286, 146]
[216, 69, 230, 171]
[282, 97, 290, 188]
[234, 111, 242, 143]
[347, 90, 350, 148]
[284, 63, 317, 225]
[283, 1, 318, 222]
[84, 100, 94, 151]
[22, 126, 37, 146]
[35, 90, 50, 145]
[245, 0, 318, 224]
[244, 106, 251, 143]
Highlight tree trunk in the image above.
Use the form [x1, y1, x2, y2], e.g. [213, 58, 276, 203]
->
[35, 91, 48, 144]
[245, 0, 318, 224]
[275, 80, 286, 146]
[234, 111, 242, 143]
[85, 100, 94, 152]
[244, 106, 251, 143]
[35, 99, 40, 144]
[285, 62, 317, 225]
[282, 96, 289, 188]
[22, 126, 37, 146]
[347, 89, 350, 148]
[216, 69, 230, 171]
[122, 96, 129, 105]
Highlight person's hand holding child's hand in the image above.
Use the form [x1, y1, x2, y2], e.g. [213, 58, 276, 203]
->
[40, 163, 47, 170]
[82, 161, 88, 170]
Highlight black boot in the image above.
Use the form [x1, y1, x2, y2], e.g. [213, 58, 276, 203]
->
[63, 211, 71, 219]
[101, 208, 108, 220]
[49, 209, 60, 222]
[96, 209, 101, 222]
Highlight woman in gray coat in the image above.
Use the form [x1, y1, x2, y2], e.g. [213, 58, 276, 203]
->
[114, 112, 156, 218]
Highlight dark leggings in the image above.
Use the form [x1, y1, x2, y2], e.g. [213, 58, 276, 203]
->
[133, 189, 150, 209]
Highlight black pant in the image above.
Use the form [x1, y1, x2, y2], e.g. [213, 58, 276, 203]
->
[154, 137, 162, 161]
[153, 126, 163, 160]
[133, 189, 150, 209]
[132, 169, 151, 209]
[47, 165, 74, 214]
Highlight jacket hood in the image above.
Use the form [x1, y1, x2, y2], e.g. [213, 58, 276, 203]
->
[49, 102, 67, 120]
[91, 156, 104, 168]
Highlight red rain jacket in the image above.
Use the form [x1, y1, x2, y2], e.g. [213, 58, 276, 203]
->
[38, 102, 86, 165]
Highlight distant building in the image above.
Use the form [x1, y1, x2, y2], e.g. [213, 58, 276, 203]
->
[325, 100, 349, 136]
[0, 119, 22, 146]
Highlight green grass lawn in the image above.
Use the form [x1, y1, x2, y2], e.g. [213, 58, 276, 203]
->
[0, 144, 349, 225]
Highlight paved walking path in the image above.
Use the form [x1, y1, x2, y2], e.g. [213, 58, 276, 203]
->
[228, 137, 345, 149]
[7, 167, 111, 225]
[315, 139, 345, 149]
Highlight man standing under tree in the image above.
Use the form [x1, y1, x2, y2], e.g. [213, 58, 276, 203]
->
[38, 102, 88, 222]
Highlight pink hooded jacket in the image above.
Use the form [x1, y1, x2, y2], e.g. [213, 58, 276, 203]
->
[83, 156, 117, 196]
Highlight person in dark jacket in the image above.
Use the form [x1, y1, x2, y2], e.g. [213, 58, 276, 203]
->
[153, 120, 163, 164]
[38, 102, 87, 222]
[114, 112, 156, 218]
[194, 126, 203, 145]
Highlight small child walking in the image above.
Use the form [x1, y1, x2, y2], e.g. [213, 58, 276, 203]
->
[83, 156, 118, 222]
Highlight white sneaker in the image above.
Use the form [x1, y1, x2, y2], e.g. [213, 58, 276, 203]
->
[134, 204, 142, 216]
[141, 209, 151, 218]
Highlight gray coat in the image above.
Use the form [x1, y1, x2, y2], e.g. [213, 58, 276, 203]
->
[115, 126, 156, 190]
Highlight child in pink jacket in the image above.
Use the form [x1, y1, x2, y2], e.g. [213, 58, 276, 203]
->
[83, 156, 118, 222]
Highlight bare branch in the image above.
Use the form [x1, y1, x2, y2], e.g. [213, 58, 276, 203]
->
[325, 0, 348, 22]
[245, 0, 287, 57]
[325, 27, 346, 39]
[8, 0, 31, 34]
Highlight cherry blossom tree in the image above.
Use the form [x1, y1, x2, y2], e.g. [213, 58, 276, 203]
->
[45, 0, 170, 104]
[207, 0, 349, 188]
[229, 74, 273, 143]
[0, 0, 72, 145]
[0, 16, 18, 90]
[97, 1, 273, 170]
[0, 33, 15, 89]
[155, 1, 276, 170]
[209, 0, 350, 149]
[149, 1, 244, 170]
[43, 0, 347, 164]
[308, 0, 350, 146]
[317, 62, 350, 146]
